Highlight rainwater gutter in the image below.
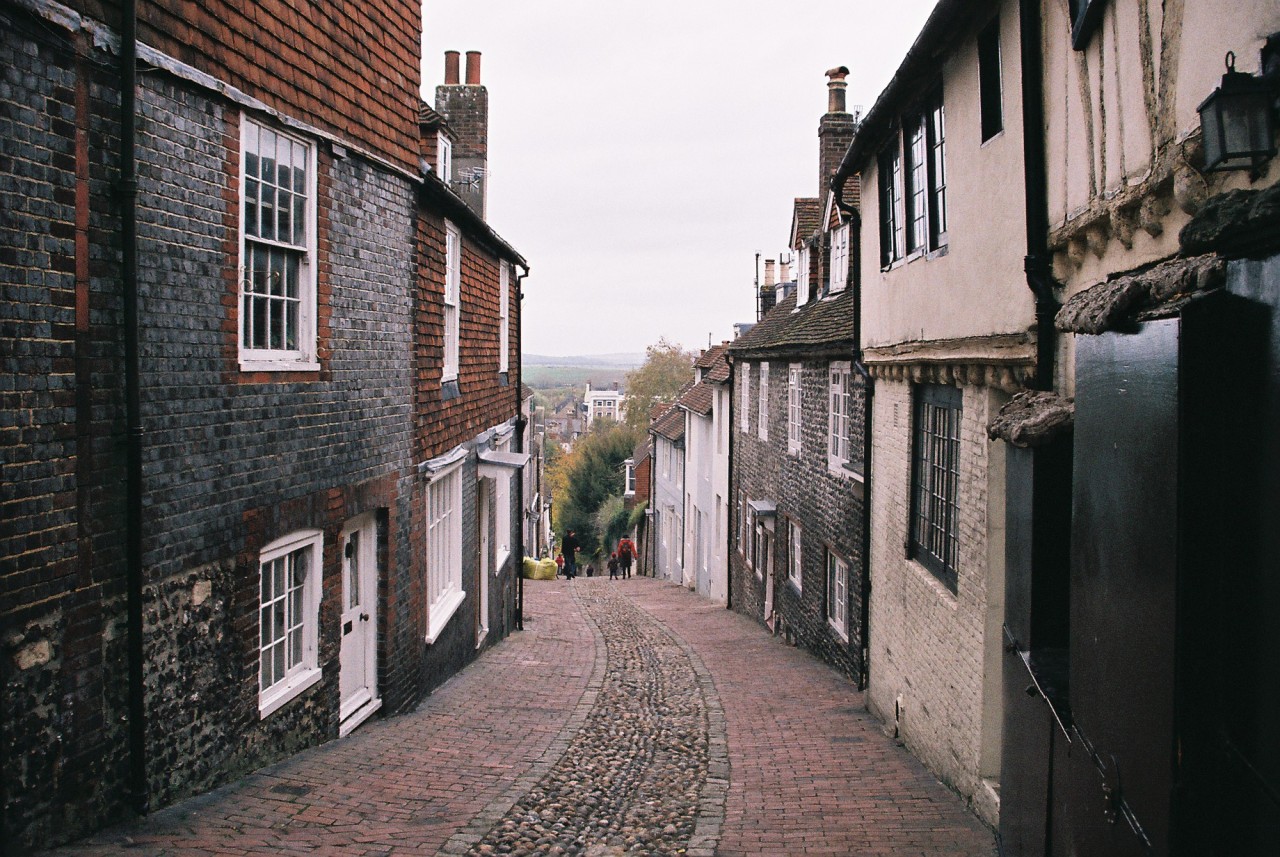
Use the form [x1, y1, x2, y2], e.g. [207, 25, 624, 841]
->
[1020, 0, 1057, 389]
[120, 0, 147, 816]
[513, 264, 530, 630]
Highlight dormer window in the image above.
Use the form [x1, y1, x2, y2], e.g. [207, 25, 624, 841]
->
[438, 133, 452, 185]
[829, 224, 849, 294]
[795, 247, 811, 308]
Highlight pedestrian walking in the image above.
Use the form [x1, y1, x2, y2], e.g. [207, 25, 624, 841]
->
[561, 530, 580, 580]
[608, 553, 620, 580]
[616, 536, 637, 579]
[555, 553, 565, 578]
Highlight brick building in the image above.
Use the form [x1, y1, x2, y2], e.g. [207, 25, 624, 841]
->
[0, 0, 525, 850]
[727, 69, 867, 685]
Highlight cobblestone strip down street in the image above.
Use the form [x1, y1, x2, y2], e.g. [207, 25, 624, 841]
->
[443, 582, 727, 857]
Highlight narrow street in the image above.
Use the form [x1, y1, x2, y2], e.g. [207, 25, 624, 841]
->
[44, 579, 996, 857]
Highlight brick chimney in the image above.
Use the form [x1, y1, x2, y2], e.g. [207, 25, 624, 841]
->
[819, 66, 856, 200]
[760, 258, 778, 317]
[435, 50, 488, 218]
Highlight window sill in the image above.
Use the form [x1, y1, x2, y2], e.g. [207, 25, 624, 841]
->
[425, 588, 466, 644]
[259, 666, 323, 720]
[828, 619, 849, 643]
[240, 357, 321, 373]
[788, 576, 802, 594]
[496, 548, 511, 573]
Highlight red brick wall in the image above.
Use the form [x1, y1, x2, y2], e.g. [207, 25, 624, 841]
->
[69, 0, 421, 172]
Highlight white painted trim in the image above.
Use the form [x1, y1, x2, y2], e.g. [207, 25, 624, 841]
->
[338, 696, 382, 738]
[424, 588, 466, 645]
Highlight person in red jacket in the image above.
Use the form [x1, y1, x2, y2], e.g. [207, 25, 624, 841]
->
[616, 536, 637, 579]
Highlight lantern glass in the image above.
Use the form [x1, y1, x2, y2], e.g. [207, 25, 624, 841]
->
[1198, 68, 1277, 171]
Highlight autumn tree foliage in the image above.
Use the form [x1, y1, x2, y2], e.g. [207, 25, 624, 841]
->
[622, 338, 695, 432]
[550, 420, 642, 558]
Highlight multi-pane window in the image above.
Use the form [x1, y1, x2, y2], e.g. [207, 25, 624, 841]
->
[443, 222, 461, 381]
[795, 246, 811, 306]
[758, 362, 769, 441]
[787, 364, 802, 455]
[880, 93, 947, 267]
[827, 550, 848, 638]
[829, 361, 851, 471]
[624, 460, 636, 495]
[499, 262, 510, 374]
[978, 19, 1003, 142]
[928, 96, 948, 247]
[738, 492, 748, 556]
[240, 119, 315, 369]
[788, 519, 802, 590]
[426, 462, 464, 641]
[438, 133, 452, 184]
[878, 146, 905, 267]
[258, 530, 322, 717]
[911, 384, 962, 591]
[495, 440, 512, 565]
[829, 223, 850, 293]
[754, 519, 773, 580]
[739, 362, 750, 433]
[905, 117, 929, 253]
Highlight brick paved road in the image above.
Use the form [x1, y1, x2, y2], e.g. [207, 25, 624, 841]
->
[42, 578, 996, 856]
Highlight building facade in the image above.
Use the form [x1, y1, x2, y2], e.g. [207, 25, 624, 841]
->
[648, 400, 687, 585]
[728, 69, 868, 686]
[0, 1, 526, 850]
[676, 344, 731, 602]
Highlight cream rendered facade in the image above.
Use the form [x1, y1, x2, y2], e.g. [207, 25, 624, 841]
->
[1042, 0, 1280, 391]
[681, 387, 730, 604]
[856, 0, 1030, 826]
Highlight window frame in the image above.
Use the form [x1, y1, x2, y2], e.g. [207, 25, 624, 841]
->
[438, 132, 453, 184]
[787, 518, 802, 591]
[909, 384, 963, 591]
[828, 361, 852, 473]
[426, 459, 466, 643]
[904, 114, 929, 255]
[443, 221, 461, 382]
[927, 93, 948, 249]
[739, 362, 751, 433]
[978, 19, 1004, 142]
[258, 529, 324, 719]
[758, 362, 769, 441]
[499, 261, 511, 375]
[795, 246, 811, 308]
[495, 438, 513, 569]
[787, 363, 802, 456]
[826, 549, 849, 640]
[239, 116, 319, 372]
[829, 223, 850, 293]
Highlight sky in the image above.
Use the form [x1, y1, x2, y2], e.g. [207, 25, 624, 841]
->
[422, 0, 939, 357]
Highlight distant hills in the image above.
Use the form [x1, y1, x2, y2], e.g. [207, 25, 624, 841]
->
[524, 352, 645, 368]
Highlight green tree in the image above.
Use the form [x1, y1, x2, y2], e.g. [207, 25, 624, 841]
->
[623, 338, 696, 432]
[554, 421, 641, 556]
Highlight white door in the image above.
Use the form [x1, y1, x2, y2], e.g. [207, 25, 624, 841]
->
[339, 513, 380, 735]
[761, 523, 775, 626]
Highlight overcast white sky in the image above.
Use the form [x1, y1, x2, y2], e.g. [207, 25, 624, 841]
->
[422, 0, 939, 357]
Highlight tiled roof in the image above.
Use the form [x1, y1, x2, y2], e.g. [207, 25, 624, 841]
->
[694, 342, 729, 370]
[651, 401, 686, 442]
[793, 198, 822, 247]
[678, 382, 715, 416]
[727, 287, 856, 357]
[632, 438, 651, 463]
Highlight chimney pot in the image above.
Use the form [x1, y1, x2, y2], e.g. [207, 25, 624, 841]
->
[826, 66, 850, 114]
[780, 260, 792, 282]
[444, 51, 460, 85]
[764, 259, 776, 287]
[465, 51, 482, 85]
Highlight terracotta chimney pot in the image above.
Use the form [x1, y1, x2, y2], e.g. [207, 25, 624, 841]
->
[444, 51, 460, 85]
[465, 51, 482, 85]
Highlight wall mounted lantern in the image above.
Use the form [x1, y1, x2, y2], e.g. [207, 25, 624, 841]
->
[1197, 51, 1276, 172]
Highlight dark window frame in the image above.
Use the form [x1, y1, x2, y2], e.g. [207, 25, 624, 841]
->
[978, 18, 1004, 142]
[909, 383, 962, 591]
[926, 93, 947, 249]
[1068, 0, 1107, 51]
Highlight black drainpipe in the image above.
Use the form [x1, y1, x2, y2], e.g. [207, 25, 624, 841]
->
[120, 0, 147, 816]
[1020, 0, 1056, 389]
[513, 265, 530, 630]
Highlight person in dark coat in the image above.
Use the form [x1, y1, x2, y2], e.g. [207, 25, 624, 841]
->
[561, 530, 580, 579]
[607, 553, 620, 580]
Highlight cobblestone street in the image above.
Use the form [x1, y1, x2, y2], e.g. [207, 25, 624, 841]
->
[43, 578, 997, 857]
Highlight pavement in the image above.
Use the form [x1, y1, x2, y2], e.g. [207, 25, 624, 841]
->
[42, 577, 997, 857]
